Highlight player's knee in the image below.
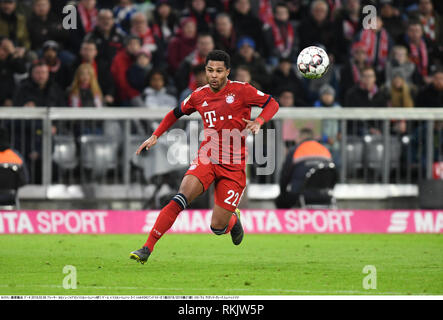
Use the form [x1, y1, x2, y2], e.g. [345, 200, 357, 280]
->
[210, 224, 227, 235]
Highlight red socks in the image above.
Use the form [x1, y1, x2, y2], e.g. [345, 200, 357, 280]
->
[144, 196, 238, 251]
[224, 213, 238, 234]
[144, 200, 183, 252]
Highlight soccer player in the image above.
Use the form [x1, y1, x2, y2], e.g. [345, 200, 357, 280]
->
[130, 50, 279, 264]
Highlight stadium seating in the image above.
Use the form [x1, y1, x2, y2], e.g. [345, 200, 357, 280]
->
[0, 164, 24, 209]
[298, 161, 338, 209]
[52, 135, 78, 170]
[345, 136, 364, 173]
[364, 135, 402, 174]
[80, 135, 119, 178]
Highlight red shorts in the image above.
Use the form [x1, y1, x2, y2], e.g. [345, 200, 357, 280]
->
[184, 158, 246, 212]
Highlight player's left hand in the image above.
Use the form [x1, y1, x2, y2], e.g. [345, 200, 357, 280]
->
[242, 118, 262, 135]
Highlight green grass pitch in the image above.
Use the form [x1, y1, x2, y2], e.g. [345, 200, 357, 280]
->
[0, 233, 442, 295]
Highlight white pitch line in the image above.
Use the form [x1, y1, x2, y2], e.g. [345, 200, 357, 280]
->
[0, 284, 439, 296]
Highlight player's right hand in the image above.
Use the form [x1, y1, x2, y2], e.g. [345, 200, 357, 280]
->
[136, 135, 158, 155]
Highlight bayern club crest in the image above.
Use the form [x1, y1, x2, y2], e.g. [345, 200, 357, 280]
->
[225, 93, 235, 104]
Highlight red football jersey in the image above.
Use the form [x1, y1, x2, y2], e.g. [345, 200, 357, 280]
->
[180, 80, 272, 171]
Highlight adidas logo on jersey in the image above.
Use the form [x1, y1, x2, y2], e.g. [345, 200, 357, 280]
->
[202, 101, 208, 107]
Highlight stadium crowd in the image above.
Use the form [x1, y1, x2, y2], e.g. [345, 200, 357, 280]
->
[0, 0, 442, 110]
[0, 0, 442, 186]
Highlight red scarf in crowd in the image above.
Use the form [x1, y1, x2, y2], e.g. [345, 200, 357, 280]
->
[259, 0, 274, 26]
[420, 15, 436, 42]
[188, 51, 206, 90]
[360, 28, 389, 69]
[271, 21, 294, 58]
[131, 26, 156, 48]
[343, 19, 359, 41]
[351, 62, 361, 84]
[78, 3, 98, 34]
[409, 39, 429, 77]
[325, 0, 342, 19]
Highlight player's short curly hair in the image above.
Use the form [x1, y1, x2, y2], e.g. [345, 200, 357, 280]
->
[205, 50, 231, 70]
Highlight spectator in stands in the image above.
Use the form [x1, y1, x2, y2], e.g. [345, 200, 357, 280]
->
[68, 63, 103, 108]
[386, 70, 415, 108]
[298, 0, 336, 62]
[127, 47, 153, 94]
[40, 40, 72, 89]
[275, 127, 333, 209]
[72, 40, 115, 106]
[151, 0, 178, 48]
[414, 0, 443, 45]
[84, 9, 125, 68]
[0, 126, 29, 186]
[269, 57, 307, 105]
[339, 41, 370, 104]
[411, 69, 443, 170]
[278, 89, 299, 149]
[166, 17, 197, 75]
[355, 16, 393, 82]
[113, 0, 138, 34]
[231, 36, 269, 91]
[13, 61, 66, 107]
[344, 67, 388, 135]
[232, 64, 264, 93]
[0, 37, 26, 106]
[401, 20, 433, 84]
[416, 68, 443, 107]
[71, 0, 98, 54]
[142, 69, 177, 108]
[0, 0, 30, 51]
[175, 32, 214, 93]
[269, 2, 297, 65]
[27, 0, 68, 52]
[230, 0, 266, 57]
[179, 63, 207, 103]
[130, 12, 158, 60]
[181, 0, 214, 33]
[385, 45, 422, 88]
[212, 13, 237, 58]
[333, 0, 362, 63]
[233, 64, 251, 83]
[345, 67, 388, 108]
[314, 84, 341, 164]
[110, 35, 142, 106]
[379, 0, 405, 44]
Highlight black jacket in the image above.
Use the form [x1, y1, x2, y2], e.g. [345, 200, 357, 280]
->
[84, 25, 125, 68]
[13, 78, 66, 107]
[416, 84, 443, 108]
[298, 16, 337, 59]
[27, 12, 68, 51]
[0, 55, 27, 104]
[344, 85, 388, 135]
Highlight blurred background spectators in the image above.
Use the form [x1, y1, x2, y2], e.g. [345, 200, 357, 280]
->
[0, 0, 440, 109]
[0, 0, 442, 192]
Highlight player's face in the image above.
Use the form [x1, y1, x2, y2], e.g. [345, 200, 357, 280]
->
[205, 60, 230, 92]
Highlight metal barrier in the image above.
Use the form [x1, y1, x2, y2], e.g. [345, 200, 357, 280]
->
[1, 107, 443, 196]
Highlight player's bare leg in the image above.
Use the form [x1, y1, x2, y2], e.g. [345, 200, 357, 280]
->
[210, 204, 244, 245]
[130, 175, 204, 264]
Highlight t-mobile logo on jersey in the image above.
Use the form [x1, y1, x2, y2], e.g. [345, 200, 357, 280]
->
[204, 111, 217, 128]
[204, 110, 233, 128]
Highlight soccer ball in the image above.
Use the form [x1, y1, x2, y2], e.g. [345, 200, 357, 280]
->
[297, 46, 330, 79]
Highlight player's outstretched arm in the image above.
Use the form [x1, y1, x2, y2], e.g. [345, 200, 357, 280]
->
[136, 135, 158, 155]
[135, 106, 184, 155]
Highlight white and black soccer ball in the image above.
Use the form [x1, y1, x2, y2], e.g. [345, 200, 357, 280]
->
[296, 46, 330, 79]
